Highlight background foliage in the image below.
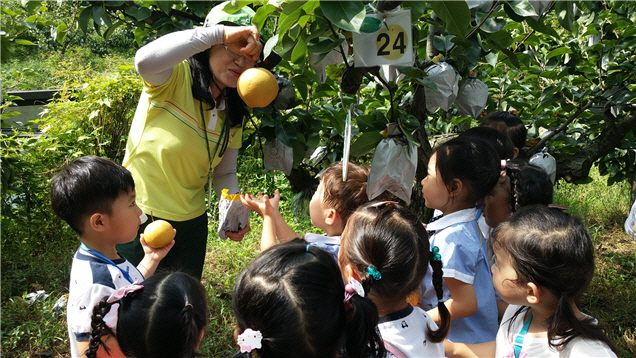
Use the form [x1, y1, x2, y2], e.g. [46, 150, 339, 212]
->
[1, 1, 635, 357]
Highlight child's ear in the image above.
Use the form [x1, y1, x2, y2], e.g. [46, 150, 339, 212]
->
[233, 327, 242, 344]
[525, 282, 542, 304]
[89, 213, 107, 232]
[512, 147, 520, 159]
[448, 178, 464, 198]
[325, 208, 339, 226]
[195, 328, 205, 349]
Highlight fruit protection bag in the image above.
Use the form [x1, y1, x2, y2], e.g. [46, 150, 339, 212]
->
[367, 123, 417, 204]
[529, 149, 557, 185]
[263, 138, 293, 176]
[456, 75, 488, 119]
[424, 60, 460, 113]
[625, 198, 636, 241]
[217, 189, 251, 240]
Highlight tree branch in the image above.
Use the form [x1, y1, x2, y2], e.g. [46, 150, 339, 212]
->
[465, 0, 500, 39]
[528, 100, 593, 156]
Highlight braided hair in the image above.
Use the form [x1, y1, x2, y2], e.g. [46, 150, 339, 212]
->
[339, 202, 451, 343]
[85, 272, 207, 358]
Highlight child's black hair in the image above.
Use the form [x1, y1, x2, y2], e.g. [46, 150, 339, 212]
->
[232, 239, 385, 358]
[50, 155, 135, 234]
[434, 137, 501, 205]
[339, 202, 451, 343]
[503, 160, 553, 212]
[320, 161, 376, 226]
[458, 126, 515, 161]
[480, 111, 528, 158]
[85, 271, 208, 358]
[492, 205, 617, 353]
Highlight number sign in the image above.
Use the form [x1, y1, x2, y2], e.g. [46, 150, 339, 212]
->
[353, 9, 413, 67]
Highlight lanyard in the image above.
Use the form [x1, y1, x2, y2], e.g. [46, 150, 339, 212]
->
[513, 313, 533, 358]
[79, 243, 140, 283]
[200, 101, 227, 210]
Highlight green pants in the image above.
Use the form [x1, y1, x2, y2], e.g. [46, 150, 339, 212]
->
[116, 213, 208, 280]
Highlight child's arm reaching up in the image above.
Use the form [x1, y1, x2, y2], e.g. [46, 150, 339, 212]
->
[427, 277, 478, 323]
[241, 189, 299, 245]
[240, 191, 278, 251]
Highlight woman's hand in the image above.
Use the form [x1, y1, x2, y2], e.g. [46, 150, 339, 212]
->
[226, 222, 251, 242]
[222, 25, 262, 63]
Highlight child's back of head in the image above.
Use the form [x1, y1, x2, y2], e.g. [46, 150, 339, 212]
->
[458, 126, 515, 161]
[504, 160, 553, 212]
[434, 137, 501, 206]
[86, 271, 208, 358]
[492, 205, 616, 353]
[50, 155, 135, 234]
[320, 161, 373, 226]
[480, 111, 527, 159]
[232, 239, 385, 358]
[339, 202, 451, 342]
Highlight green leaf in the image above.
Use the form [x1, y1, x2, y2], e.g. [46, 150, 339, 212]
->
[156, 1, 174, 15]
[79, 6, 92, 33]
[546, 47, 572, 60]
[429, 1, 471, 37]
[275, 122, 298, 147]
[253, 4, 277, 31]
[92, 5, 112, 28]
[480, 17, 507, 33]
[278, 2, 304, 35]
[485, 51, 498, 67]
[319, 0, 365, 33]
[104, 20, 124, 41]
[134, 26, 146, 46]
[414, 78, 437, 90]
[291, 37, 307, 64]
[350, 131, 383, 157]
[499, 47, 520, 69]
[263, 34, 279, 60]
[507, 1, 538, 17]
[55, 23, 68, 44]
[554, 1, 576, 33]
[525, 17, 558, 37]
[125, 6, 152, 21]
[14, 39, 35, 46]
[395, 66, 425, 78]
[360, 16, 383, 33]
[307, 37, 344, 54]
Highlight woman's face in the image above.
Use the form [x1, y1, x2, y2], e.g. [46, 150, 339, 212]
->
[208, 44, 255, 91]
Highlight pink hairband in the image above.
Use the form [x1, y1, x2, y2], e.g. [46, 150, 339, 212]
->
[107, 279, 143, 303]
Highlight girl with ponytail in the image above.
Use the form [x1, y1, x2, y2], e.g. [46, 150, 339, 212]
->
[85, 272, 207, 358]
[338, 202, 450, 357]
[231, 239, 384, 358]
[446, 205, 617, 358]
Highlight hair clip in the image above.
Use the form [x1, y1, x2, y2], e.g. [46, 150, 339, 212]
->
[344, 277, 365, 302]
[547, 204, 569, 211]
[237, 328, 263, 353]
[432, 246, 442, 262]
[366, 266, 382, 280]
[107, 279, 143, 303]
[370, 200, 398, 208]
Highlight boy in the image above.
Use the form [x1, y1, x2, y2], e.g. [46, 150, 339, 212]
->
[241, 161, 384, 259]
[50, 155, 174, 357]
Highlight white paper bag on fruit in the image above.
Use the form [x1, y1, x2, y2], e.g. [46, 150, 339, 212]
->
[367, 123, 417, 204]
[456, 74, 488, 119]
[424, 58, 460, 112]
[529, 149, 557, 185]
[263, 138, 293, 176]
[217, 189, 251, 240]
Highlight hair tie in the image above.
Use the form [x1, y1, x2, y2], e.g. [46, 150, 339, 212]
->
[107, 279, 143, 303]
[438, 298, 445, 303]
[344, 277, 365, 302]
[237, 328, 263, 353]
[501, 159, 509, 170]
[366, 266, 382, 280]
[370, 200, 398, 208]
[431, 246, 442, 262]
[306, 244, 311, 252]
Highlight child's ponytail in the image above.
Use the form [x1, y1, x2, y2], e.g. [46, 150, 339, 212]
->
[85, 297, 116, 358]
[428, 248, 451, 342]
[343, 279, 386, 358]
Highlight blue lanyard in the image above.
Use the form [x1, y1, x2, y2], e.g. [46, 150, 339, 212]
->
[513, 313, 533, 358]
[79, 243, 141, 283]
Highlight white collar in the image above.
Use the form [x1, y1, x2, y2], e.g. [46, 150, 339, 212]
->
[304, 233, 341, 245]
[427, 207, 479, 231]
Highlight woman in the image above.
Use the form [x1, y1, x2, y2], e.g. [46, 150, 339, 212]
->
[117, 5, 272, 279]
